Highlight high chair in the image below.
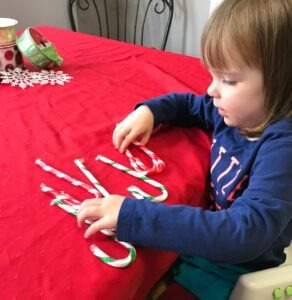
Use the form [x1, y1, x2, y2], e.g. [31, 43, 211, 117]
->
[149, 242, 292, 300]
[229, 241, 292, 300]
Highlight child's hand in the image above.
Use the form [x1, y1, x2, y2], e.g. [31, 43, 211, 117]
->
[77, 195, 126, 238]
[113, 105, 154, 153]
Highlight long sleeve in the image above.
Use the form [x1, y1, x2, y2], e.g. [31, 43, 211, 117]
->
[117, 138, 292, 266]
[138, 92, 218, 130]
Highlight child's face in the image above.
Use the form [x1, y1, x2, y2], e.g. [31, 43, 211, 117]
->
[207, 65, 266, 130]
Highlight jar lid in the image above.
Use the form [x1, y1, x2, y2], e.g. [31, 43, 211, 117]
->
[0, 18, 18, 28]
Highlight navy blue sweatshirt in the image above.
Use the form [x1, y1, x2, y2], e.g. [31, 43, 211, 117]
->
[116, 93, 292, 270]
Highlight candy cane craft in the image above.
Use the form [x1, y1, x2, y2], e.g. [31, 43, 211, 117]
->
[35, 158, 102, 198]
[36, 143, 167, 266]
[74, 158, 110, 197]
[125, 141, 165, 175]
[96, 155, 168, 202]
[36, 161, 136, 268]
[41, 184, 136, 268]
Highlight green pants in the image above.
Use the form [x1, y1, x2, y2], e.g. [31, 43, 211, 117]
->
[172, 256, 252, 300]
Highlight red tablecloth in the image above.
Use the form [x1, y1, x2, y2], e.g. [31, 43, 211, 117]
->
[0, 26, 211, 300]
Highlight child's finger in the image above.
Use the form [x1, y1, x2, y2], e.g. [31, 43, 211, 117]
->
[77, 199, 103, 227]
[78, 198, 102, 210]
[84, 218, 109, 238]
[139, 131, 151, 146]
[119, 130, 140, 153]
[113, 126, 132, 152]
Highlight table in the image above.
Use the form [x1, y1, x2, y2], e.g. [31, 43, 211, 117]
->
[0, 26, 211, 300]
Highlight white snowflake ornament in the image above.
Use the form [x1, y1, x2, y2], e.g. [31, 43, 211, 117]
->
[0, 68, 36, 89]
[0, 67, 73, 89]
[35, 70, 73, 86]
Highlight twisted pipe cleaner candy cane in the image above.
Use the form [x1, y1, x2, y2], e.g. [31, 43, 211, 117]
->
[74, 158, 110, 197]
[40, 183, 136, 268]
[96, 155, 168, 202]
[125, 141, 165, 175]
[35, 159, 102, 198]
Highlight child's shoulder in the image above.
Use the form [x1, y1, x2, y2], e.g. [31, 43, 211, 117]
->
[264, 117, 292, 139]
[260, 117, 292, 153]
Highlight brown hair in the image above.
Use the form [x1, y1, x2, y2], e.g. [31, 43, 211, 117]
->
[201, 0, 292, 136]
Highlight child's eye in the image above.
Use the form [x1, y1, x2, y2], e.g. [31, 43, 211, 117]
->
[222, 78, 237, 85]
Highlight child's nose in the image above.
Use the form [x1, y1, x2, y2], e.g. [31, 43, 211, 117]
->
[207, 80, 220, 99]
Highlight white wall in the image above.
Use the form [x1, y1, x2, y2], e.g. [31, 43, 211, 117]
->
[1, 0, 212, 57]
[167, 0, 210, 56]
[209, 0, 224, 15]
